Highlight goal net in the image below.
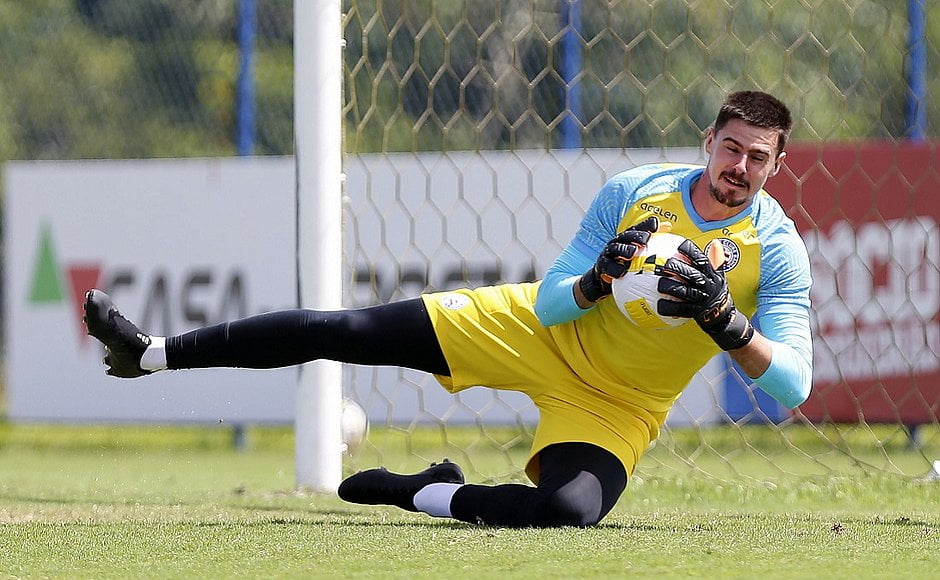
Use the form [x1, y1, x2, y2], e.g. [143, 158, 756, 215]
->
[340, 0, 940, 482]
[3, 1, 935, 485]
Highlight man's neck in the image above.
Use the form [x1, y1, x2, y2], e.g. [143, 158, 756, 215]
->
[690, 175, 749, 222]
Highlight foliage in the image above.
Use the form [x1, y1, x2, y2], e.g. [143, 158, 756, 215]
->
[0, 0, 292, 162]
[0, 1, 938, 163]
[342, 0, 935, 152]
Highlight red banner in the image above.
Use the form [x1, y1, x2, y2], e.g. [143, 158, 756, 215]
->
[770, 143, 940, 423]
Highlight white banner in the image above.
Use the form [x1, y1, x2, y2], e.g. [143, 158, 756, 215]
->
[4, 157, 298, 422]
[4, 150, 722, 426]
[341, 149, 720, 426]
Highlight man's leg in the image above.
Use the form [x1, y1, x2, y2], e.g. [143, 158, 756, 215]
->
[340, 442, 627, 528]
[83, 289, 449, 377]
[337, 460, 466, 511]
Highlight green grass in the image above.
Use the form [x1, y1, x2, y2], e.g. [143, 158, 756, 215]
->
[1, 423, 938, 578]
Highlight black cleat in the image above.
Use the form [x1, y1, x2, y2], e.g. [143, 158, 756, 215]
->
[338, 460, 465, 512]
[83, 289, 152, 378]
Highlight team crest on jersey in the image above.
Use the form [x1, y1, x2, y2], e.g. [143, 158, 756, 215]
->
[715, 238, 740, 271]
[440, 293, 470, 310]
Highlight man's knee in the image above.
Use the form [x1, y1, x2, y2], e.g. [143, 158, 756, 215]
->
[538, 472, 605, 527]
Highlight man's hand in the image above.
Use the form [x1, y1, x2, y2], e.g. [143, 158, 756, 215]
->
[578, 216, 663, 304]
[656, 239, 754, 350]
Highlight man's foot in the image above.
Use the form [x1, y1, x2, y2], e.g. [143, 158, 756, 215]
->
[338, 460, 465, 512]
[83, 289, 152, 378]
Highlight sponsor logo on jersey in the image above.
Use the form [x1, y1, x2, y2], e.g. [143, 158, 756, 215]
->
[639, 202, 679, 224]
[440, 293, 470, 310]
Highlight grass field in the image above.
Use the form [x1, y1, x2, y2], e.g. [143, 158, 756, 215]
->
[1, 422, 938, 578]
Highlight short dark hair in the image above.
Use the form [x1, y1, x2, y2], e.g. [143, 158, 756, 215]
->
[714, 91, 792, 154]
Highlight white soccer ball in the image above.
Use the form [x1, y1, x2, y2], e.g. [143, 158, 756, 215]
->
[610, 232, 690, 329]
[341, 398, 369, 454]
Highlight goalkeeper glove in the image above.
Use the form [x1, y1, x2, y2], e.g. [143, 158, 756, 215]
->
[656, 239, 754, 350]
[578, 216, 661, 303]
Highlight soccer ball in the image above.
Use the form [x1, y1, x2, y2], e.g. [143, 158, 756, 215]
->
[610, 232, 690, 329]
[341, 398, 369, 454]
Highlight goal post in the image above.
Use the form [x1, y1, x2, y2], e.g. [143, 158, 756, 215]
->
[294, 0, 344, 492]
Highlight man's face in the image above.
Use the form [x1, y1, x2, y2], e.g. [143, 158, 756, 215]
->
[703, 118, 785, 209]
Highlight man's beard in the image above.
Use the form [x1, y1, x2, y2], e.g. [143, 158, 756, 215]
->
[708, 172, 749, 208]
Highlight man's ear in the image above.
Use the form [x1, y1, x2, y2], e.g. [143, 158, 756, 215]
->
[703, 126, 715, 154]
[770, 151, 786, 177]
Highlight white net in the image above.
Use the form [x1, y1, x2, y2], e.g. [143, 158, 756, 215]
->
[340, 0, 940, 481]
[0, 1, 937, 483]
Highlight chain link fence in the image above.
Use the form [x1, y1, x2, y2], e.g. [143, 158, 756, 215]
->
[3, 1, 939, 162]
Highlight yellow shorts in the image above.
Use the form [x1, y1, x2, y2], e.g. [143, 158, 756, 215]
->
[421, 283, 664, 482]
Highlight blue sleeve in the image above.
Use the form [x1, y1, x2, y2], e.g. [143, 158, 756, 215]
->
[535, 243, 595, 326]
[534, 175, 636, 326]
[748, 198, 813, 408]
[755, 200, 813, 311]
[751, 302, 813, 409]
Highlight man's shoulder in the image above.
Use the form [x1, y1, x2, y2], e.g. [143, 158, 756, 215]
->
[606, 163, 702, 198]
[610, 162, 702, 183]
[750, 191, 811, 268]
[751, 190, 799, 234]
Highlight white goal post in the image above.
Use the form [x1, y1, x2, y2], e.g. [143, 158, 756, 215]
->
[294, 0, 344, 492]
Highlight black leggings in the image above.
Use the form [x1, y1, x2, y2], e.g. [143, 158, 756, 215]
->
[451, 442, 627, 528]
[166, 298, 449, 375]
[165, 299, 627, 527]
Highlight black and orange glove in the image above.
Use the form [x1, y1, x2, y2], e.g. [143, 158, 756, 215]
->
[656, 239, 754, 350]
[577, 216, 661, 303]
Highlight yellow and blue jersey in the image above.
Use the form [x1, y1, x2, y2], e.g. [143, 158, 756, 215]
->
[423, 163, 812, 481]
[543, 163, 811, 406]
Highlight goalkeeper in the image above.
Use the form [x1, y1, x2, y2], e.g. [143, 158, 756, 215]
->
[84, 90, 812, 528]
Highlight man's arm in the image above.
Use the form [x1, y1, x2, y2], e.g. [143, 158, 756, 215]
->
[728, 331, 772, 378]
[535, 169, 658, 326]
[535, 245, 592, 326]
[535, 218, 660, 326]
[658, 239, 813, 409]
[735, 303, 812, 409]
